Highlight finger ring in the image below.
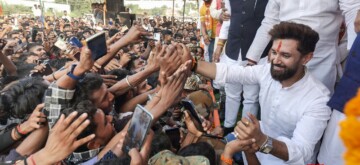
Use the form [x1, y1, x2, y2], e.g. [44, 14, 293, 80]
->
[241, 120, 249, 127]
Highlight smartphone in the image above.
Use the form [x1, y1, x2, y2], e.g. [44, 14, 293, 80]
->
[54, 38, 67, 50]
[86, 32, 107, 60]
[69, 37, 83, 48]
[165, 127, 181, 150]
[122, 104, 153, 153]
[153, 33, 161, 42]
[43, 63, 53, 76]
[181, 99, 203, 125]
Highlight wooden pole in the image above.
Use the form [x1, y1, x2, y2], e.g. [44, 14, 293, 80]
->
[183, 0, 186, 24]
[103, 0, 107, 25]
[172, 0, 175, 26]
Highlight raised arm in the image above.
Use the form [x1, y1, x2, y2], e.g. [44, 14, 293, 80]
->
[95, 25, 149, 67]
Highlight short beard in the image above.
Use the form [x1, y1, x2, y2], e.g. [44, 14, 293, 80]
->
[270, 62, 298, 81]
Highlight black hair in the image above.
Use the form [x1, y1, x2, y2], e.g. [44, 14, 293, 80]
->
[48, 58, 68, 71]
[0, 77, 48, 122]
[61, 100, 98, 152]
[11, 53, 38, 78]
[0, 76, 19, 91]
[190, 36, 197, 41]
[26, 43, 42, 52]
[95, 155, 131, 165]
[109, 29, 119, 38]
[150, 132, 173, 157]
[174, 33, 183, 39]
[269, 21, 319, 56]
[178, 142, 216, 165]
[72, 73, 103, 105]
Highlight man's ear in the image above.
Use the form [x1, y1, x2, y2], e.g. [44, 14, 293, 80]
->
[302, 52, 313, 65]
[87, 140, 100, 150]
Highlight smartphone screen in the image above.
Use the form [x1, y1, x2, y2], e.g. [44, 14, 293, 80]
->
[181, 99, 203, 125]
[54, 39, 67, 50]
[86, 32, 107, 61]
[69, 37, 83, 48]
[153, 33, 161, 42]
[122, 105, 153, 153]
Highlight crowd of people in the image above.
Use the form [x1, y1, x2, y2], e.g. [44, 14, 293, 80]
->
[0, 0, 359, 165]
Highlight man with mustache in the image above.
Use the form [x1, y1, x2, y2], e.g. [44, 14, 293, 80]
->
[192, 22, 331, 164]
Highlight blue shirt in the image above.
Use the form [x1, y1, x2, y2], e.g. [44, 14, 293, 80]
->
[328, 34, 360, 112]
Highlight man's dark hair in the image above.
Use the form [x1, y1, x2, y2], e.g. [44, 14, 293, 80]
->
[190, 37, 197, 42]
[174, 33, 183, 39]
[95, 155, 131, 165]
[150, 132, 173, 157]
[61, 100, 97, 152]
[178, 142, 216, 165]
[63, 24, 71, 29]
[72, 73, 103, 104]
[268, 22, 319, 56]
[0, 76, 19, 91]
[162, 30, 172, 36]
[49, 58, 68, 71]
[0, 77, 48, 121]
[26, 43, 42, 52]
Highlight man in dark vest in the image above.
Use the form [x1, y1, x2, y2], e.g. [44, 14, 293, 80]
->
[212, 0, 270, 135]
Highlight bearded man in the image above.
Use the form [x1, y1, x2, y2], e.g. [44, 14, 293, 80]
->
[193, 22, 331, 164]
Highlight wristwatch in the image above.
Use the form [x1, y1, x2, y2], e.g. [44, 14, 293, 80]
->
[259, 136, 273, 154]
[67, 64, 85, 81]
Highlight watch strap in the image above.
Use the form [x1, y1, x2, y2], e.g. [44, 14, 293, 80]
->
[67, 64, 85, 81]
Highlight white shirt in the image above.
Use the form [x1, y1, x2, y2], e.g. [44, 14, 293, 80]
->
[246, 0, 360, 62]
[62, 15, 72, 22]
[33, 8, 41, 17]
[215, 63, 332, 164]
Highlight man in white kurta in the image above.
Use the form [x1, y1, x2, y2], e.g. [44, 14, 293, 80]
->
[216, 63, 331, 164]
[194, 22, 332, 164]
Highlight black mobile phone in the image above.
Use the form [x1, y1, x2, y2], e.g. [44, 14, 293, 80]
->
[122, 104, 153, 153]
[181, 99, 203, 125]
[86, 32, 107, 61]
[43, 63, 53, 76]
[202, 133, 225, 140]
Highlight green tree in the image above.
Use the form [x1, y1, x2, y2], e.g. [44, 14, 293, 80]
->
[55, 0, 93, 17]
[2, 4, 32, 15]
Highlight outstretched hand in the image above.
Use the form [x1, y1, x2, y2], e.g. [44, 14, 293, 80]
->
[122, 25, 150, 44]
[32, 112, 95, 164]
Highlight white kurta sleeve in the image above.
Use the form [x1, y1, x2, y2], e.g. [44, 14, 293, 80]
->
[215, 63, 264, 85]
[339, 0, 360, 49]
[276, 97, 331, 164]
